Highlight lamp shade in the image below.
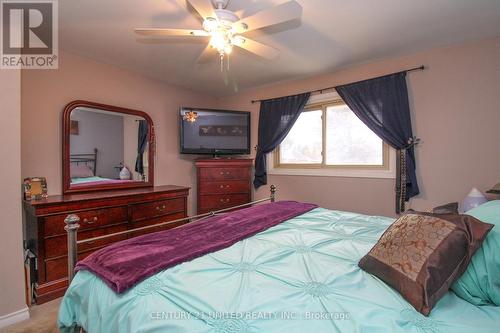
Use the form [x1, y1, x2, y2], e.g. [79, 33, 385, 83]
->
[461, 188, 487, 213]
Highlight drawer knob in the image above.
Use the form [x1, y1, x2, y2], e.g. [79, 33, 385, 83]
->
[220, 198, 231, 203]
[83, 217, 97, 224]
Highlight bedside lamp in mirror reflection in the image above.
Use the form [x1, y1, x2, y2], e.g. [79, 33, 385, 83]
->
[461, 188, 487, 213]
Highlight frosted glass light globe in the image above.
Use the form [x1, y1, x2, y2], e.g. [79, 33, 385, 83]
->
[461, 188, 487, 212]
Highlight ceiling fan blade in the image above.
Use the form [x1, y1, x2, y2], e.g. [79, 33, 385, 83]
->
[134, 28, 209, 37]
[187, 0, 216, 20]
[233, 1, 302, 34]
[233, 37, 279, 60]
[197, 44, 217, 63]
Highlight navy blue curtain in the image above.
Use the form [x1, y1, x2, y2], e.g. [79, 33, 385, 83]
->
[135, 120, 149, 175]
[254, 92, 311, 189]
[335, 72, 419, 212]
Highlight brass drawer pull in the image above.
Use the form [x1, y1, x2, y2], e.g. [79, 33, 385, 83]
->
[219, 171, 231, 176]
[219, 198, 231, 203]
[156, 205, 166, 211]
[83, 217, 98, 224]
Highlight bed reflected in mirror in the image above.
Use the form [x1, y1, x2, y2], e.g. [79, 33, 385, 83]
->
[63, 100, 155, 194]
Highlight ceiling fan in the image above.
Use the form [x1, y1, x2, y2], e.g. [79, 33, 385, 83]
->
[135, 0, 303, 67]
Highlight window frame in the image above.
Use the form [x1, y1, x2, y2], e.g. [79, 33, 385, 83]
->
[270, 94, 395, 179]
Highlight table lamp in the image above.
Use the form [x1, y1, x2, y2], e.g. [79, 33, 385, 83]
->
[461, 188, 487, 213]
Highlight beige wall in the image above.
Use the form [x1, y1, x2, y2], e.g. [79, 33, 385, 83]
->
[21, 51, 218, 213]
[0, 70, 26, 320]
[217, 37, 500, 217]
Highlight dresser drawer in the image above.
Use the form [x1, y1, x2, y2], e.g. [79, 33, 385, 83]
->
[44, 249, 96, 282]
[199, 194, 249, 212]
[44, 224, 128, 258]
[44, 206, 128, 236]
[129, 211, 187, 238]
[199, 167, 250, 181]
[130, 198, 185, 221]
[199, 180, 250, 195]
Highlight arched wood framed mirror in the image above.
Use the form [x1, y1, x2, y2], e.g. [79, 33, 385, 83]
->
[62, 100, 155, 194]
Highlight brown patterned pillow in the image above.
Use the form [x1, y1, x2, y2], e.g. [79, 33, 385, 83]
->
[359, 212, 493, 315]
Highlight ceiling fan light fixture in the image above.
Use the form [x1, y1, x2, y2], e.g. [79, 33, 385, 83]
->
[135, 0, 302, 69]
[232, 35, 245, 45]
[209, 30, 229, 52]
[183, 111, 198, 123]
[235, 22, 248, 33]
[203, 11, 236, 59]
[202, 17, 218, 32]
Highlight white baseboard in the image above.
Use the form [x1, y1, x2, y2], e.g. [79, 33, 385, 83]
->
[0, 307, 30, 329]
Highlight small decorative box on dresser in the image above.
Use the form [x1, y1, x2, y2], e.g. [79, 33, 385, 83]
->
[23, 185, 189, 304]
[195, 158, 253, 214]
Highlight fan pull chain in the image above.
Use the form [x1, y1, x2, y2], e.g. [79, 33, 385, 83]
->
[220, 53, 224, 72]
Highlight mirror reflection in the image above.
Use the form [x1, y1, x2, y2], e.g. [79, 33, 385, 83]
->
[69, 107, 149, 188]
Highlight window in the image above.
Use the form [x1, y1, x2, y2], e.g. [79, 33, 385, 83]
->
[325, 104, 384, 166]
[279, 110, 322, 164]
[273, 99, 392, 178]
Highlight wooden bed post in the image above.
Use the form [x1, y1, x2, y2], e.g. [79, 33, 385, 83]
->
[270, 184, 277, 202]
[65, 214, 80, 283]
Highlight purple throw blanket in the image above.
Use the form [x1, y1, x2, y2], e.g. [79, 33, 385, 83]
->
[75, 201, 318, 293]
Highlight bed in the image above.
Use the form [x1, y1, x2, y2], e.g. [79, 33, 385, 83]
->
[71, 176, 135, 187]
[70, 149, 135, 186]
[70, 149, 98, 177]
[57, 198, 500, 332]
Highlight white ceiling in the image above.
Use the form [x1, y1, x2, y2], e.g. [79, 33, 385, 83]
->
[59, 0, 500, 96]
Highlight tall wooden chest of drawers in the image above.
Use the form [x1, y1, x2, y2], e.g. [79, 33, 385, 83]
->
[23, 185, 189, 304]
[195, 159, 253, 214]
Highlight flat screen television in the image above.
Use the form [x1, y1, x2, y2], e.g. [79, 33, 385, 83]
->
[180, 107, 251, 155]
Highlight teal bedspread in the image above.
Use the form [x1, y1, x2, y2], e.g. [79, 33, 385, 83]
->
[71, 176, 108, 184]
[58, 208, 500, 332]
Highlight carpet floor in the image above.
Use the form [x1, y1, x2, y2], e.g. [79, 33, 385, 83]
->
[0, 299, 60, 333]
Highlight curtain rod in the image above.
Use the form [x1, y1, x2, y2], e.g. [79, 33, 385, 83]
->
[250, 65, 425, 104]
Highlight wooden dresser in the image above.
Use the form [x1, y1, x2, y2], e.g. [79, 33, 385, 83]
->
[195, 158, 252, 214]
[23, 185, 189, 304]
